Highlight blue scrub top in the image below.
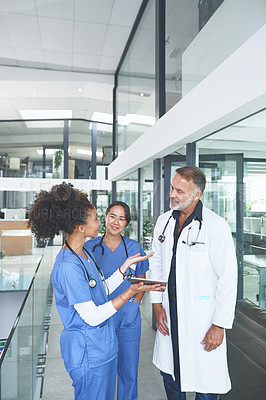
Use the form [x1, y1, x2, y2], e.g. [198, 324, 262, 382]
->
[52, 248, 117, 368]
[84, 236, 149, 300]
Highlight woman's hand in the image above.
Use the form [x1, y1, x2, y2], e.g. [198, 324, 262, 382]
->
[119, 252, 154, 275]
[130, 281, 165, 294]
[112, 279, 165, 311]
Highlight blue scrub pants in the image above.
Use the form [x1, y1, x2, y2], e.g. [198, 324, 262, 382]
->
[67, 357, 117, 400]
[160, 298, 218, 400]
[116, 325, 141, 400]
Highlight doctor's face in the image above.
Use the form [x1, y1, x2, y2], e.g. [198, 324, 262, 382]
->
[170, 173, 201, 211]
[105, 206, 127, 236]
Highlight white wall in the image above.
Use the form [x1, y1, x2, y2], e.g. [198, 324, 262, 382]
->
[108, 24, 266, 181]
[0, 177, 111, 192]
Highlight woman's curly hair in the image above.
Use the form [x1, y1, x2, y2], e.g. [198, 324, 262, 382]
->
[28, 182, 94, 242]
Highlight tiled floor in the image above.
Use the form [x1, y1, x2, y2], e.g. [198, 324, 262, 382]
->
[42, 293, 195, 400]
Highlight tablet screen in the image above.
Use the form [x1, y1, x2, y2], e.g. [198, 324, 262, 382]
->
[129, 277, 167, 291]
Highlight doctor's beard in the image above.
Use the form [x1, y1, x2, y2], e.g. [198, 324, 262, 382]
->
[170, 191, 196, 211]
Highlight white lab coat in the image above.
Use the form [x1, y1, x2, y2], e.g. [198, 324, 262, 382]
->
[149, 205, 238, 394]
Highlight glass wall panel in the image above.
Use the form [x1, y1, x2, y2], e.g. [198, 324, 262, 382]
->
[166, 0, 266, 112]
[197, 108, 266, 309]
[0, 120, 64, 178]
[68, 120, 92, 179]
[116, 0, 155, 156]
[163, 151, 186, 212]
[117, 171, 138, 240]
[68, 120, 112, 180]
[95, 190, 111, 235]
[0, 119, 112, 180]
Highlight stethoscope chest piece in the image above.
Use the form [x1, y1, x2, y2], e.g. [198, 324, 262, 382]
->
[158, 234, 165, 243]
[89, 278, 97, 288]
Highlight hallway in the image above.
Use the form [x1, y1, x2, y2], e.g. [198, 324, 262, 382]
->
[42, 293, 195, 400]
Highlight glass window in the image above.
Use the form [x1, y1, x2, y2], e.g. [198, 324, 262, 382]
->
[197, 108, 266, 309]
[116, 0, 155, 156]
[0, 120, 64, 178]
[117, 171, 138, 240]
[69, 120, 92, 179]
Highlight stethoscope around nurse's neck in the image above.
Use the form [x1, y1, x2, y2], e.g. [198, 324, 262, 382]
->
[92, 233, 134, 278]
[64, 240, 109, 293]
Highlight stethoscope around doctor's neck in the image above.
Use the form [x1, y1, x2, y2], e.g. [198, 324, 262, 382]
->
[65, 240, 109, 292]
[92, 234, 134, 278]
[158, 213, 203, 246]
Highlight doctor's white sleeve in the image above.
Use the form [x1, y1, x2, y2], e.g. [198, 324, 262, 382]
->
[209, 218, 238, 329]
[149, 216, 164, 304]
[74, 300, 116, 326]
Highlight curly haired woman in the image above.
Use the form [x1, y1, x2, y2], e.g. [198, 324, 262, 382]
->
[28, 182, 162, 400]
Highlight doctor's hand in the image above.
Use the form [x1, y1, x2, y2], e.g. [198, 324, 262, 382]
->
[119, 252, 154, 275]
[153, 303, 169, 336]
[201, 324, 224, 352]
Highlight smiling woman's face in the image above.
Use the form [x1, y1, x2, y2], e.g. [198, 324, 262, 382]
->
[105, 205, 127, 236]
[82, 208, 100, 238]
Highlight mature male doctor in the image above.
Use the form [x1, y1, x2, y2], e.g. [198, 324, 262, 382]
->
[149, 166, 238, 400]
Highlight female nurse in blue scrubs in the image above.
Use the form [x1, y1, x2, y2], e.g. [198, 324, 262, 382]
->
[28, 183, 163, 400]
[84, 201, 148, 400]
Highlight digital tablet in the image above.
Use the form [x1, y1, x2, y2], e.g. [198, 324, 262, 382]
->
[129, 277, 167, 291]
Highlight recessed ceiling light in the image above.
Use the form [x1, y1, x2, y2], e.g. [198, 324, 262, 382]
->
[140, 92, 145, 97]
[78, 88, 82, 92]
[19, 110, 73, 128]
[33, 88, 37, 92]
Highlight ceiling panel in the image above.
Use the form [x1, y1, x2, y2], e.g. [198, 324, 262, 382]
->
[0, 17, 11, 46]
[39, 17, 73, 52]
[29, 97, 52, 109]
[74, 0, 114, 24]
[73, 21, 107, 55]
[0, 0, 143, 141]
[44, 50, 72, 69]
[0, 46, 18, 64]
[1, 13, 42, 48]
[0, 110, 21, 119]
[50, 98, 71, 109]
[98, 55, 119, 72]
[35, 0, 74, 20]
[0, 0, 36, 15]
[15, 47, 45, 64]
[70, 98, 90, 111]
[11, 97, 32, 110]
[110, 0, 142, 27]
[102, 25, 131, 57]
[72, 53, 101, 71]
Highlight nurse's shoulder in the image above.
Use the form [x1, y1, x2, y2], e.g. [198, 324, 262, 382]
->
[53, 248, 86, 276]
[84, 235, 101, 252]
[123, 235, 144, 254]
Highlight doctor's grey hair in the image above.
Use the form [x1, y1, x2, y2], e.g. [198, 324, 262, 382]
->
[175, 166, 206, 193]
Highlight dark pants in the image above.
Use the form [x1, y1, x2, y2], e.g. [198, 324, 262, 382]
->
[160, 298, 218, 400]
